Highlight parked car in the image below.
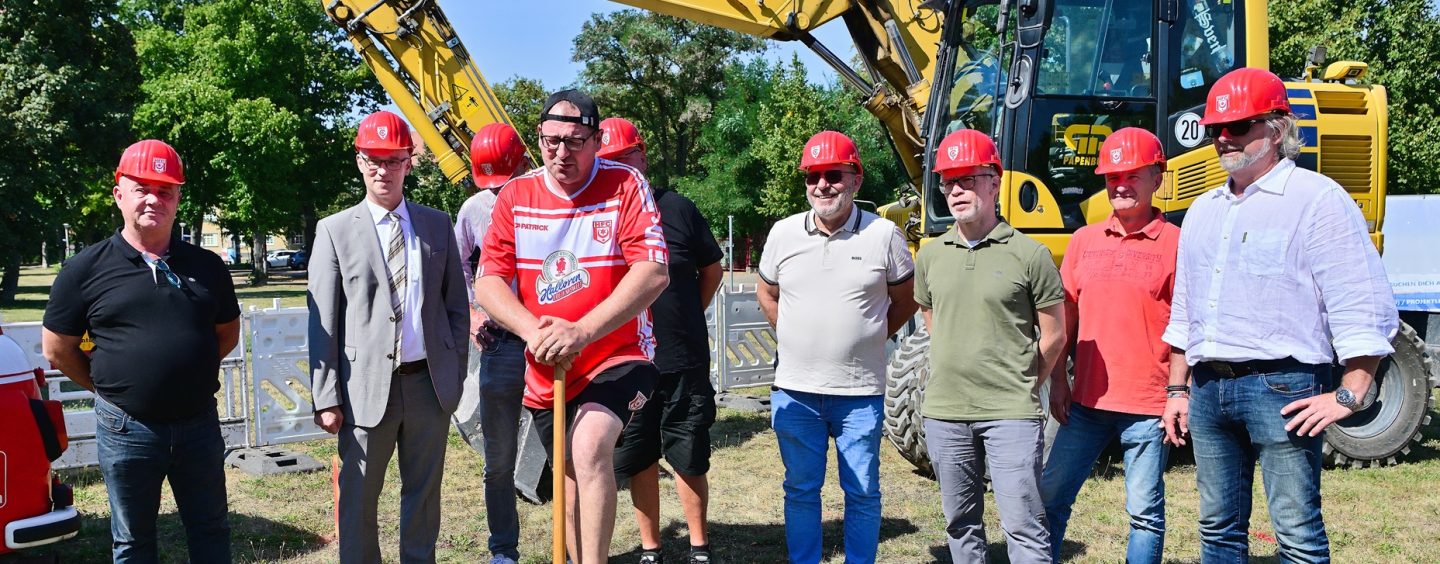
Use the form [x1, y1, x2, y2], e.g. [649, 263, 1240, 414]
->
[287, 249, 308, 270]
[265, 250, 296, 269]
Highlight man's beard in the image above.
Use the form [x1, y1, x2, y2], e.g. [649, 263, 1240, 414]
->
[809, 191, 852, 220]
[1220, 138, 1273, 173]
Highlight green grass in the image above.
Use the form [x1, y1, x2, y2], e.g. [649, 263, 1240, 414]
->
[19, 402, 1440, 563]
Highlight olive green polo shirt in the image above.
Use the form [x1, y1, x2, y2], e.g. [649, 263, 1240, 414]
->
[914, 221, 1064, 421]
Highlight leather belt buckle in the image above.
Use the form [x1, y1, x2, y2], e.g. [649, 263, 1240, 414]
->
[394, 359, 427, 376]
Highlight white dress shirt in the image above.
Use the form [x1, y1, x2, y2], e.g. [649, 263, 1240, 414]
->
[1161, 158, 1398, 365]
[365, 198, 426, 363]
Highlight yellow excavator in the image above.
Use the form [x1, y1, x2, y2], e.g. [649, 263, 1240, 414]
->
[320, 0, 1435, 472]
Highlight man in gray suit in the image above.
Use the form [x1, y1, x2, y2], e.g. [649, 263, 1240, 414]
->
[308, 110, 469, 564]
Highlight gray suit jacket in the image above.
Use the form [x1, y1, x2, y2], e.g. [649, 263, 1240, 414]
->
[307, 200, 469, 428]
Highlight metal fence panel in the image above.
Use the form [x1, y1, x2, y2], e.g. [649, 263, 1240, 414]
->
[713, 284, 777, 391]
[246, 306, 329, 446]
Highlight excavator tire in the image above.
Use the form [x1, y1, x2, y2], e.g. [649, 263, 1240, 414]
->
[883, 325, 934, 478]
[1323, 322, 1437, 468]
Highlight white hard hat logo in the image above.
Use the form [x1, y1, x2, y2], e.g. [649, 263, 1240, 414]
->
[1110, 148, 1123, 164]
[377, 126, 389, 140]
[809, 146, 820, 159]
[601, 131, 611, 146]
[1216, 95, 1229, 113]
[152, 158, 167, 173]
[947, 146, 959, 161]
[481, 163, 493, 175]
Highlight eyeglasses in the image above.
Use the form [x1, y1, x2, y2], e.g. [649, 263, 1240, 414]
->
[940, 173, 996, 191]
[359, 154, 409, 171]
[1204, 118, 1269, 140]
[154, 257, 181, 288]
[538, 132, 595, 152]
[805, 169, 854, 185]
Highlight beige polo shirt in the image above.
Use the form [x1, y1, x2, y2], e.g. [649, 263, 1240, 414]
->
[758, 206, 914, 396]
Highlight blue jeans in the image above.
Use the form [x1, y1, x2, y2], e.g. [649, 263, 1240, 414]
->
[1190, 363, 1332, 563]
[771, 388, 883, 564]
[94, 395, 231, 564]
[1041, 404, 1168, 563]
[477, 336, 527, 560]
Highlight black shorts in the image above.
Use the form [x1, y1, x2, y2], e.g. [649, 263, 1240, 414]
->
[527, 360, 659, 463]
[614, 364, 718, 477]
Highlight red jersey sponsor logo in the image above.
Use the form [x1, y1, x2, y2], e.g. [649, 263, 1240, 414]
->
[536, 250, 590, 304]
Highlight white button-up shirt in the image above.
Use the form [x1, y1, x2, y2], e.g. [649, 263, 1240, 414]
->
[366, 198, 426, 363]
[1161, 158, 1398, 365]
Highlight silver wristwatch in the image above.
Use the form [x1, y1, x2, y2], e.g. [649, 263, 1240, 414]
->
[1335, 386, 1365, 411]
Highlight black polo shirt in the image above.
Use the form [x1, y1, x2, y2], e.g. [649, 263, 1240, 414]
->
[44, 231, 240, 421]
[650, 189, 724, 373]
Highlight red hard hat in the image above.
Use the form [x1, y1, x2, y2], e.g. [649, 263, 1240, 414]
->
[355, 110, 415, 152]
[115, 139, 185, 185]
[933, 129, 1002, 174]
[1200, 67, 1291, 125]
[470, 122, 527, 188]
[597, 117, 646, 160]
[800, 131, 863, 174]
[1094, 127, 1165, 174]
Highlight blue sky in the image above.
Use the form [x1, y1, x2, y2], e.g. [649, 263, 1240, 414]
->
[434, 0, 854, 89]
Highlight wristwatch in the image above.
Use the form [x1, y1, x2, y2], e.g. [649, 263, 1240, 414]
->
[1335, 386, 1366, 411]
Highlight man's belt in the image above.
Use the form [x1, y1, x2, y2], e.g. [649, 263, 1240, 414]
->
[394, 359, 428, 376]
[1203, 357, 1306, 378]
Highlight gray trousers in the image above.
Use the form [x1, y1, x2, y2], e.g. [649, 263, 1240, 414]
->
[337, 367, 450, 564]
[924, 417, 1051, 564]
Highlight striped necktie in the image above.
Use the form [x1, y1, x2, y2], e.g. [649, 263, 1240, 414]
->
[385, 212, 406, 364]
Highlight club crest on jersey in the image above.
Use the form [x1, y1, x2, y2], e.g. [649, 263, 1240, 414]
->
[377, 125, 389, 139]
[1215, 94, 1229, 113]
[1110, 148, 1123, 164]
[152, 158, 167, 173]
[947, 146, 959, 161]
[592, 219, 614, 244]
[536, 250, 590, 305]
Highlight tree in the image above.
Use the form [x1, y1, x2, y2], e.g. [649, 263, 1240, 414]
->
[1269, 0, 1440, 194]
[573, 10, 765, 191]
[0, 0, 140, 304]
[126, 0, 383, 282]
[494, 76, 547, 146]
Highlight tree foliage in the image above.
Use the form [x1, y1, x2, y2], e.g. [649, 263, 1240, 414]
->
[0, 0, 140, 303]
[126, 0, 382, 281]
[1269, 0, 1440, 194]
[573, 10, 765, 191]
[494, 76, 547, 147]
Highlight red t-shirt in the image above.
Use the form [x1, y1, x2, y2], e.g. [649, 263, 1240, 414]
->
[1060, 212, 1179, 416]
[479, 160, 668, 409]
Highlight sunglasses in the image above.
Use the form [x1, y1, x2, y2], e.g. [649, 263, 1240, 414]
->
[154, 257, 181, 288]
[1204, 118, 1268, 140]
[805, 169, 853, 185]
[940, 173, 996, 191]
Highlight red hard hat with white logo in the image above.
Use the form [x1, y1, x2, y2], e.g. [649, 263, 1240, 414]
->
[470, 122, 527, 188]
[933, 129, 1002, 174]
[1200, 67, 1291, 125]
[115, 139, 185, 185]
[355, 110, 415, 152]
[1094, 127, 1166, 174]
[597, 117, 646, 160]
[800, 130, 863, 174]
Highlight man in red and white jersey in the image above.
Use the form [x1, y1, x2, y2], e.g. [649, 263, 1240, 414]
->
[476, 89, 669, 564]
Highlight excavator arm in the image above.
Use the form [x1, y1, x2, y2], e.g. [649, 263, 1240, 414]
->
[322, 0, 962, 191]
[322, 0, 518, 186]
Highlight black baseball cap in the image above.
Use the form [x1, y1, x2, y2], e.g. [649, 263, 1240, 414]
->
[540, 89, 600, 128]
